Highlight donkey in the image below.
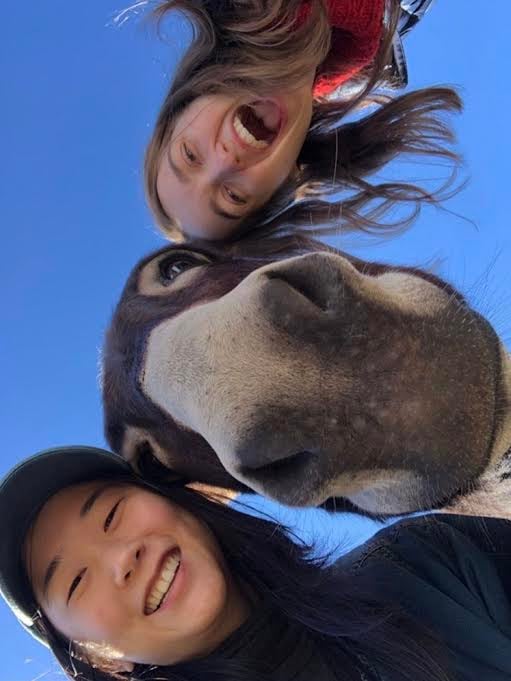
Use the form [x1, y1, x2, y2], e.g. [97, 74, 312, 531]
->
[102, 236, 511, 517]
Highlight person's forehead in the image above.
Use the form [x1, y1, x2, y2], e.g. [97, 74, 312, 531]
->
[31, 481, 100, 536]
[172, 100, 204, 136]
[31, 480, 135, 542]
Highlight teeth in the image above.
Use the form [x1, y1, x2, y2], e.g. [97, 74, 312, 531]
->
[234, 115, 269, 150]
[145, 554, 180, 615]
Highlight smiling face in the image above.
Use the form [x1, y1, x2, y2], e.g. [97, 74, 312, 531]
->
[156, 89, 314, 240]
[25, 481, 249, 667]
[103, 244, 509, 513]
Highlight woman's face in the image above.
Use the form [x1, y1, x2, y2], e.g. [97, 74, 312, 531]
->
[25, 481, 249, 667]
[156, 87, 314, 239]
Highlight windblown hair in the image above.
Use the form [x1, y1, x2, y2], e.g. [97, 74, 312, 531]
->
[25, 467, 453, 681]
[144, 0, 462, 241]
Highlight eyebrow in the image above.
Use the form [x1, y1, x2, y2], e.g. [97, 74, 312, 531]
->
[41, 484, 112, 600]
[79, 484, 110, 518]
[42, 556, 62, 600]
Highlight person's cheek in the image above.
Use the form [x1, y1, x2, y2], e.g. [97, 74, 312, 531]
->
[257, 158, 296, 198]
[81, 592, 128, 644]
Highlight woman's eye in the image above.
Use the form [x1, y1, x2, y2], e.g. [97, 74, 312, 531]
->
[224, 186, 247, 205]
[104, 499, 122, 532]
[67, 568, 86, 604]
[158, 253, 208, 286]
[183, 143, 198, 164]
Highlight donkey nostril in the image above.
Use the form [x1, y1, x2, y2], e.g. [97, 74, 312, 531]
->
[135, 549, 141, 560]
[241, 450, 314, 482]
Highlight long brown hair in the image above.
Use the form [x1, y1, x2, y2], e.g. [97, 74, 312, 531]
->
[227, 86, 463, 248]
[144, 0, 462, 241]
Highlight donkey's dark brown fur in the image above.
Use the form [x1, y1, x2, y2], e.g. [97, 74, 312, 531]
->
[102, 232, 511, 516]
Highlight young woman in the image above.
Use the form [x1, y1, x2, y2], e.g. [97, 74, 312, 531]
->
[2, 446, 511, 680]
[144, 0, 456, 243]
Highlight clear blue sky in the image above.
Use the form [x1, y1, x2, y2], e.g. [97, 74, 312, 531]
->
[1, 2, 510, 678]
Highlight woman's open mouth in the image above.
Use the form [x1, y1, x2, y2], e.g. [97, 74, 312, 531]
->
[233, 99, 285, 150]
[144, 547, 181, 615]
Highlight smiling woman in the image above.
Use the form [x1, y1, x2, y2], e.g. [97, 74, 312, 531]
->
[26, 480, 247, 667]
[2, 447, 511, 681]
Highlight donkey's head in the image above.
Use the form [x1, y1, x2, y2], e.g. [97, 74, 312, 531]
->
[102, 238, 510, 513]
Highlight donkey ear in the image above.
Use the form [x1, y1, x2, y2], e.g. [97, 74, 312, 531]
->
[120, 426, 181, 481]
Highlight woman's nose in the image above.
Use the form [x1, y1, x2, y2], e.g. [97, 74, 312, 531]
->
[213, 141, 244, 173]
[108, 541, 144, 587]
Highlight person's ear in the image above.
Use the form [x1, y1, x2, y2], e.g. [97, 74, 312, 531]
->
[73, 641, 135, 674]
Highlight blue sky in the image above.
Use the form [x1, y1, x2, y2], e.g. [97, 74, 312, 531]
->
[1, 2, 510, 678]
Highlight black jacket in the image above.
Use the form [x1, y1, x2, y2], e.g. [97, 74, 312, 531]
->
[343, 514, 511, 680]
[221, 514, 511, 680]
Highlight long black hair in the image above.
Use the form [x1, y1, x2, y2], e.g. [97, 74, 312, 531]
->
[28, 467, 453, 681]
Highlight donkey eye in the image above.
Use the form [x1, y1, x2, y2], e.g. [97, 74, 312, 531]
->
[158, 253, 209, 286]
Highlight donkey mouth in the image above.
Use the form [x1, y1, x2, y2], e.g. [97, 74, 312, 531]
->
[233, 100, 284, 150]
